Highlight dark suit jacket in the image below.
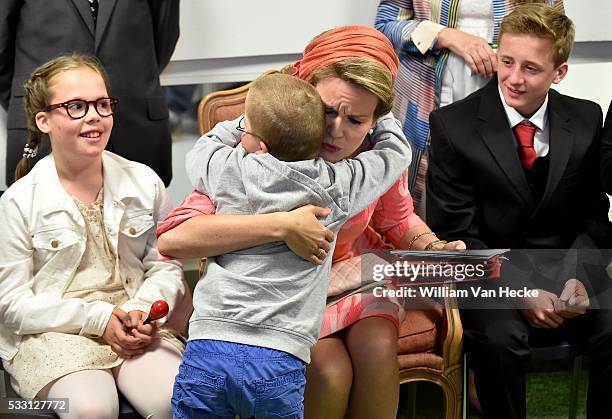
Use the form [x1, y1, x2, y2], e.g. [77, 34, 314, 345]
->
[0, 0, 179, 186]
[600, 100, 612, 193]
[426, 78, 608, 292]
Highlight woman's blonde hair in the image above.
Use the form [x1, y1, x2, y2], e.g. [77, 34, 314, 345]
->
[307, 58, 395, 119]
[14, 54, 110, 181]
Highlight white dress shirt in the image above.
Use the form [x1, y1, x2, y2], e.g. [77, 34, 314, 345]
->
[499, 85, 550, 158]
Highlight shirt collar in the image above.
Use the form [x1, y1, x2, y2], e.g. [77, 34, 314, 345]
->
[37, 151, 140, 203]
[498, 85, 548, 131]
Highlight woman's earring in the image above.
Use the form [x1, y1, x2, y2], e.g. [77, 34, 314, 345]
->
[368, 128, 374, 135]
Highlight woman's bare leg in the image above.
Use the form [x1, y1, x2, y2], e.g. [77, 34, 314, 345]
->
[304, 334, 353, 419]
[344, 317, 399, 419]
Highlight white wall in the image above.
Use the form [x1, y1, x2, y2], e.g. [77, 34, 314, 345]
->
[171, 0, 380, 61]
[564, 0, 612, 42]
[558, 0, 612, 113]
[163, 0, 381, 85]
[557, 60, 612, 115]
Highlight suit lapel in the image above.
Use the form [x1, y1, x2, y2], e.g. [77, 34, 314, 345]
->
[476, 80, 534, 207]
[95, 0, 118, 51]
[71, 0, 95, 37]
[535, 90, 574, 212]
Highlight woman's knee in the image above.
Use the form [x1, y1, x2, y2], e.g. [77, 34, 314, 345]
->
[346, 317, 398, 368]
[306, 338, 353, 394]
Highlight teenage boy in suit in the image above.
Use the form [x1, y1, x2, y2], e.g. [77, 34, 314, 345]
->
[426, 4, 612, 418]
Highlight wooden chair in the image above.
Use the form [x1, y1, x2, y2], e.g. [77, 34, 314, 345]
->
[197, 78, 463, 419]
[197, 69, 279, 136]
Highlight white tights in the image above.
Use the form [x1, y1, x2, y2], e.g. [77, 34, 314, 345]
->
[40, 339, 182, 419]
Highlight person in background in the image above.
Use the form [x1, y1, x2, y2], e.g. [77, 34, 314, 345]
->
[600, 100, 612, 192]
[375, 0, 563, 214]
[164, 84, 198, 132]
[0, 54, 191, 419]
[426, 5, 612, 418]
[0, 0, 179, 187]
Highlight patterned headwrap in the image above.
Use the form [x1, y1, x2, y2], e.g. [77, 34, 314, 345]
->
[292, 25, 399, 82]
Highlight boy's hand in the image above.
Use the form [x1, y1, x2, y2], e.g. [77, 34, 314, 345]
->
[554, 278, 589, 318]
[520, 290, 564, 328]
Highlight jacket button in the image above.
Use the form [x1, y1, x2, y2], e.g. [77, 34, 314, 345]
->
[51, 239, 59, 248]
[129, 227, 136, 235]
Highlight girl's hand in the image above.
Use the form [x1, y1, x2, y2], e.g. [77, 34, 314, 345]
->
[102, 308, 146, 358]
[280, 205, 334, 264]
[437, 28, 497, 77]
[125, 310, 156, 347]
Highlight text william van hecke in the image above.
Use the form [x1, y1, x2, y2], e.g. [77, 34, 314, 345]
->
[373, 285, 539, 298]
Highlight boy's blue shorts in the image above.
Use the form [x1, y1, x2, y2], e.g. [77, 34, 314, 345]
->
[172, 339, 306, 419]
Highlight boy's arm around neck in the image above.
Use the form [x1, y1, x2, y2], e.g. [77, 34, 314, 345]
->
[185, 117, 244, 198]
[336, 113, 412, 218]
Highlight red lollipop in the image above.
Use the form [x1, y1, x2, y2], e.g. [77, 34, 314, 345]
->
[144, 300, 169, 324]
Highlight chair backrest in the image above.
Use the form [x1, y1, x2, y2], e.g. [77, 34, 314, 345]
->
[198, 83, 249, 135]
[197, 69, 279, 135]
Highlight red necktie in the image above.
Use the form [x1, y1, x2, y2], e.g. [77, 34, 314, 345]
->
[514, 122, 537, 170]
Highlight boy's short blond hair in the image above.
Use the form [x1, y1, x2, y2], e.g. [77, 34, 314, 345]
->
[500, 3, 574, 67]
[246, 73, 325, 162]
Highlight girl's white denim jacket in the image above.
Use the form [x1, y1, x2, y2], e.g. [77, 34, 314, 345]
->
[0, 151, 192, 360]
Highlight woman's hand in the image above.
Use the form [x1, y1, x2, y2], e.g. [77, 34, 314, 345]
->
[125, 310, 157, 348]
[102, 308, 146, 359]
[280, 205, 334, 264]
[436, 28, 497, 77]
[401, 227, 466, 251]
[432, 240, 467, 251]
